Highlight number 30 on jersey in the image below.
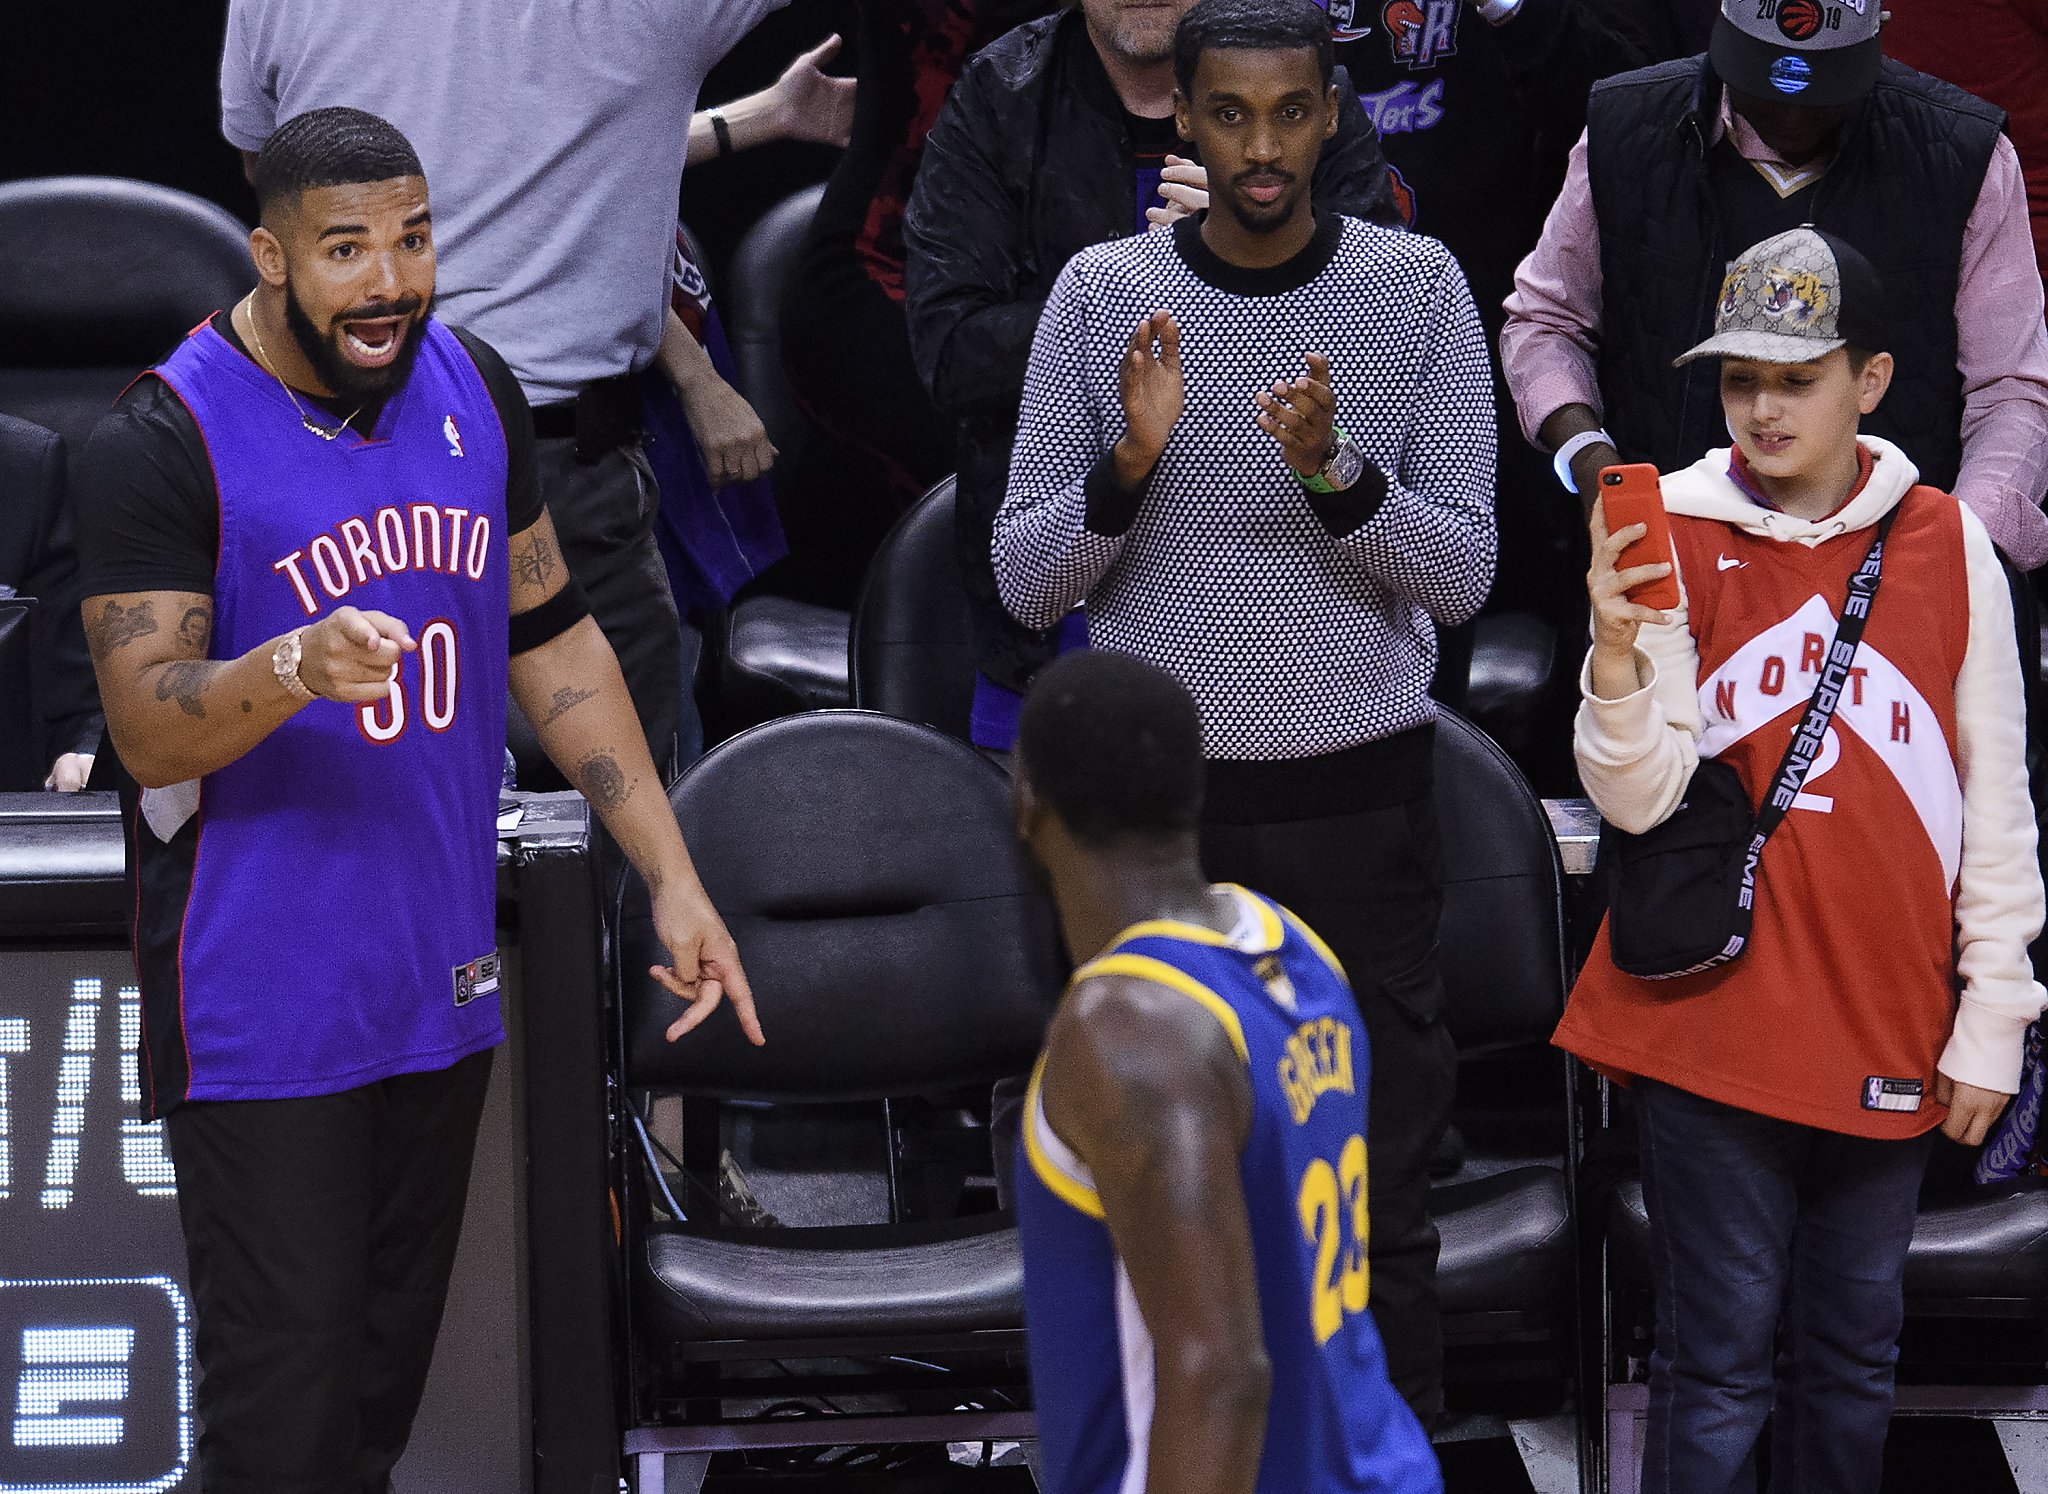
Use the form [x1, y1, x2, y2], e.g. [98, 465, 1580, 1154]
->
[1297, 1134, 1369, 1345]
[359, 620, 459, 742]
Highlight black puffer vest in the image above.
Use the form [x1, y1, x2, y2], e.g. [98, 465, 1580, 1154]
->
[1587, 56, 2004, 490]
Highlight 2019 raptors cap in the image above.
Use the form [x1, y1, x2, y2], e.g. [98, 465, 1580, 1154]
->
[1711, 0, 1882, 110]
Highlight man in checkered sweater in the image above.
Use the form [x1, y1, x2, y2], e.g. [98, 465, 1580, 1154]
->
[993, 0, 1495, 1422]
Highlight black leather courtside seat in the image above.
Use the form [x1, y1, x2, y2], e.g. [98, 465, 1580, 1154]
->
[849, 477, 974, 739]
[702, 595, 852, 742]
[0, 178, 252, 454]
[622, 710, 1062, 1352]
[722, 184, 825, 468]
[1429, 710, 1576, 1348]
[700, 187, 852, 743]
[1466, 611, 1559, 762]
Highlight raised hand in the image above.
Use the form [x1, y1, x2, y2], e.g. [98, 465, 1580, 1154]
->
[767, 34, 857, 149]
[1255, 351, 1337, 476]
[1585, 500, 1673, 700]
[1114, 310, 1184, 488]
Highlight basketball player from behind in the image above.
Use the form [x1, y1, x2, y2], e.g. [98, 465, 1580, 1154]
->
[1010, 648, 1441, 1494]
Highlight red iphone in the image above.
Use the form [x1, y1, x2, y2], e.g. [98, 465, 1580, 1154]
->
[1599, 463, 1680, 611]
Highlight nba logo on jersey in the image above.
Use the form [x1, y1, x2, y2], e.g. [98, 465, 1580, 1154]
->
[444, 413, 465, 457]
[1865, 1076, 1884, 1109]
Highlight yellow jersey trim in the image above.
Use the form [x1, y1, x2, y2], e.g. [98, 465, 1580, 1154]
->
[1022, 1056, 1106, 1219]
[1073, 952, 1252, 1064]
[1108, 884, 1283, 956]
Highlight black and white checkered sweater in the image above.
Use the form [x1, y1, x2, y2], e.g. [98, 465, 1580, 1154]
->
[994, 213, 1497, 761]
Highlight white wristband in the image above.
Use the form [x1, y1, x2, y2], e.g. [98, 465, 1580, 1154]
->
[1553, 427, 1614, 495]
[1475, 0, 1523, 23]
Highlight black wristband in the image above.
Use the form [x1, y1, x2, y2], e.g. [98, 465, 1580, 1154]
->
[509, 574, 592, 655]
[710, 111, 733, 158]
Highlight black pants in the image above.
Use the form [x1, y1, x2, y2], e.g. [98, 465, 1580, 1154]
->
[164, 1050, 494, 1493]
[1200, 790, 1456, 1425]
[537, 437, 681, 777]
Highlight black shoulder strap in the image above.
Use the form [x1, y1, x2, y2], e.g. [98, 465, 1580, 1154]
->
[1748, 504, 1901, 847]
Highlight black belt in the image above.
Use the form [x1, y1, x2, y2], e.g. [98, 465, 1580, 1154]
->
[530, 371, 641, 459]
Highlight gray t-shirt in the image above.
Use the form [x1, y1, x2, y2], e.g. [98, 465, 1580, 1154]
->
[222, 0, 784, 405]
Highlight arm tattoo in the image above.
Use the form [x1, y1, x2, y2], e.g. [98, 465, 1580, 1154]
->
[536, 684, 598, 727]
[85, 599, 159, 664]
[575, 751, 633, 814]
[153, 660, 216, 720]
[513, 529, 559, 589]
[175, 604, 212, 652]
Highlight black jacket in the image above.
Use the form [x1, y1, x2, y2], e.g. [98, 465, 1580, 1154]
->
[1588, 55, 2003, 491]
[0, 413, 103, 777]
[904, 10, 1400, 691]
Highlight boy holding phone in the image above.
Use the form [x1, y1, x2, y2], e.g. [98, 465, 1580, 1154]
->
[1554, 227, 2047, 1492]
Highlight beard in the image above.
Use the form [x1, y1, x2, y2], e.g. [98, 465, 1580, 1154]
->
[1219, 170, 1306, 236]
[283, 283, 430, 404]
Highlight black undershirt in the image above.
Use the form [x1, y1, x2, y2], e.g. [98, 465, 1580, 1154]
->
[74, 312, 542, 600]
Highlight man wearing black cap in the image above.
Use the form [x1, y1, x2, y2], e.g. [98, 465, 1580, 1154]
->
[1501, 0, 2048, 572]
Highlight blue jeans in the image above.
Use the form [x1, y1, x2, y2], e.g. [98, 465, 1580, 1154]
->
[1635, 1080, 1934, 1494]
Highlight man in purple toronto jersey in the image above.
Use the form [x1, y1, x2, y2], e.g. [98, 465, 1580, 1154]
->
[75, 109, 760, 1491]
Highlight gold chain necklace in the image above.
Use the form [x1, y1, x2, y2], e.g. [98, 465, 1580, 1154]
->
[239, 293, 361, 440]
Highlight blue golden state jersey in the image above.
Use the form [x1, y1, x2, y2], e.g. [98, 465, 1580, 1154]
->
[1016, 887, 1442, 1494]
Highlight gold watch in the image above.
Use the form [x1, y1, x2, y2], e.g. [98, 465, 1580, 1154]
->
[273, 629, 316, 702]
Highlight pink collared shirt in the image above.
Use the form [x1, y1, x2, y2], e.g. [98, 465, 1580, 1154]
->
[1501, 89, 2048, 566]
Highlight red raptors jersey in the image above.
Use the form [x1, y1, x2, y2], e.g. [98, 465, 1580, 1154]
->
[1558, 485, 1970, 1138]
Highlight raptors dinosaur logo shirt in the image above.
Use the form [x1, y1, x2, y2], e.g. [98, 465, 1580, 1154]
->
[129, 318, 510, 1117]
[1559, 464, 1973, 1140]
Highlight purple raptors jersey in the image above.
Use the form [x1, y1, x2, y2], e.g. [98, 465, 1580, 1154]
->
[132, 318, 509, 1116]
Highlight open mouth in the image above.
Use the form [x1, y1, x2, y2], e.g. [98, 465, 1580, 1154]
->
[339, 315, 409, 368]
[1749, 431, 1794, 457]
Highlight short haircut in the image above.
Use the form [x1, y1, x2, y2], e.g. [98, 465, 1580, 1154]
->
[1018, 650, 1205, 846]
[1173, 0, 1335, 99]
[252, 108, 424, 218]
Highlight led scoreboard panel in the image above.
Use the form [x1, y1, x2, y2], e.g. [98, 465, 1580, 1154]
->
[0, 948, 195, 1493]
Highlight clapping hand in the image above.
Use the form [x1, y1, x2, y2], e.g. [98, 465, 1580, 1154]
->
[1114, 310, 1184, 488]
[1254, 352, 1336, 476]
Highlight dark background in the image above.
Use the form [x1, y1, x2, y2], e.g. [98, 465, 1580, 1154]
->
[2, 0, 858, 294]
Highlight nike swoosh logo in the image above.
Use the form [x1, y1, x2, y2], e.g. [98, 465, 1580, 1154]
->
[1717, 555, 1747, 571]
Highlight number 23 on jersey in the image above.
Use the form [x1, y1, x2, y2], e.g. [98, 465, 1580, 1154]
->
[1297, 1134, 1369, 1346]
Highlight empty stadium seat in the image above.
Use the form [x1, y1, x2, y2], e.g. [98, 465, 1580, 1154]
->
[1466, 610, 1559, 763]
[1428, 710, 1578, 1382]
[0, 177, 252, 454]
[617, 710, 1063, 1489]
[701, 594, 851, 743]
[849, 477, 974, 739]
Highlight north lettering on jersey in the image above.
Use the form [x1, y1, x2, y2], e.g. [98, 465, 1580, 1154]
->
[1279, 1015, 1356, 1126]
[271, 503, 493, 616]
[1696, 590, 1963, 890]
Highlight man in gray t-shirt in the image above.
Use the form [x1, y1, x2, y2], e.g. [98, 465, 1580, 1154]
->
[221, 0, 787, 772]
